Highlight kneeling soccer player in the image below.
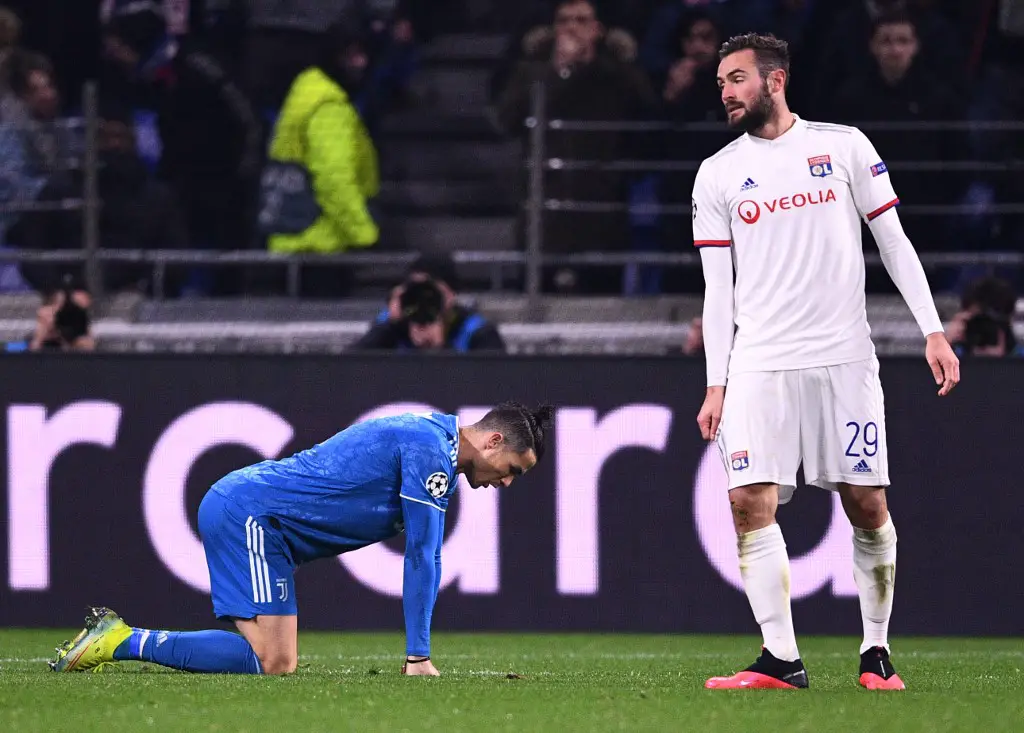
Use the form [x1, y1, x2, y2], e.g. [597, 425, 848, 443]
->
[50, 402, 552, 676]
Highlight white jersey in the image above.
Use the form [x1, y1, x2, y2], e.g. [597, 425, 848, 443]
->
[691, 116, 900, 375]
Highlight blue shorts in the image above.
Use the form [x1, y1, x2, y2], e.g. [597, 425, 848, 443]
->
[197, 489, 298, 620]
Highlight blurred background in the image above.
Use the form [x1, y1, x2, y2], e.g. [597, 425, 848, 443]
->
[0, 0, 1021, 639]
[0, 0, 1018, 356]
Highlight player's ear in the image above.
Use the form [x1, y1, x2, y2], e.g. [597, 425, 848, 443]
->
[485, 431, 504, 450]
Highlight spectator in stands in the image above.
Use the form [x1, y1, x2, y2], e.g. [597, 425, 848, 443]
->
[8, 102, 189, 296]
[364, 0, 419, 120]
[352, 253, 505, 352]
[0, 52, 75, 293]
[102, 1, 262, 293]
[0, 6, 21, 107]
[955, 311, 1022, 358]
[0, 52, 72, 175]
[831, 12, 964, 248]
[651, 10, 732, 294]
[259, 15, 380, 298]
[4, 283, 95, 352]
[494, 0, 658, 294]
[658, 10, 722, 118]
[242, 0, 359, 112]
[638, 0, 731, 84]
[92, 104, 189, 293]
[947, 276, 1018, 345]
[811, 0, 966, 111]
[959, 1, 1024, 255]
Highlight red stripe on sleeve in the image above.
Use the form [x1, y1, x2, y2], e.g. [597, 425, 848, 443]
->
[866, 198, 900, 221]
[694, 240, 732, 248]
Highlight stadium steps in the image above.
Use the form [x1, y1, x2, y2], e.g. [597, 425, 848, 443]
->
[379, 216, 515, 255]
[381, 139, 521, 182]
[376, 33, 519, 262]
[419, 33, 509, 63]
[408, 67, 496, 117]
[380, 110, 501, 140]
[377, 180, 520, 217]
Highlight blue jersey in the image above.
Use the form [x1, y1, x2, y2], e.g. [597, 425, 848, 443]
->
[210, 411, 459, 655]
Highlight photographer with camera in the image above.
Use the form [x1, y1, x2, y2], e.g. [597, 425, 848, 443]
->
[947, 276, 1023, 358]
[351, 254, 505, 352]
[5, 278, 96, 352]
[954, 311, 1022, 358]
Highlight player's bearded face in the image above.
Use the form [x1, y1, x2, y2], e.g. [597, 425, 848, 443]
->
[466, 443, 537, 489]
[725, 78, 775, 133]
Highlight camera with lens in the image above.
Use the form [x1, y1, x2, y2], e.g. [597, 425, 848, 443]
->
[962, 310, 1015, 356]
[39, 277, 91, 350]
[54, 295, 91, 345]
[399, 278, 446, 325]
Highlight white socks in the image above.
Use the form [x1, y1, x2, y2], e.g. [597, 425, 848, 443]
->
[739, 517, 897, 661]
[738, 523, 800, 662]
[853, 516, 898, 655]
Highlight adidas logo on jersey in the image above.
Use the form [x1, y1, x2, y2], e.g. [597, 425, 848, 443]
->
[852, 459, 872, 473]
[740, 177, 758, 191]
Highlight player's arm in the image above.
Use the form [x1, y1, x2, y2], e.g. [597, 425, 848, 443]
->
[397, 448, 450, 675]
[399, 497, 441, 673]
[433, 512, 446, 603]
[691, 160, 735, 439]
[848, 130, 960, 395]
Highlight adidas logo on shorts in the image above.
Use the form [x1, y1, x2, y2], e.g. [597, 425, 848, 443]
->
[852, 459, 872, 473]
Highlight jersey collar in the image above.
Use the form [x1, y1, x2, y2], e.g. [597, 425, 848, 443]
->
[744, 114, 806, 148]
[449, 416, 459, 470]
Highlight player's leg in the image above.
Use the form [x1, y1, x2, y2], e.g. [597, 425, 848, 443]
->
[705, 371, 808, 690]
[117, 491, 298, 674]
[233, 615, 299, 675]
[52, 491, 294, 674]
[51, 608, 265, 675]
[110, 615, 265, 674]
[809, 358, 903, 690]
[838, 481, 902, 689]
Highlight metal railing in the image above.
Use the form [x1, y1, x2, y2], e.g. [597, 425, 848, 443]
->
[1, 79, 1021, 305]
[518, 81, 1024, 308]
[0, 247, 1020, 302]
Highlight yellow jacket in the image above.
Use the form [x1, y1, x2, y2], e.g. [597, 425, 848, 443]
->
[268, 67, 379, 254]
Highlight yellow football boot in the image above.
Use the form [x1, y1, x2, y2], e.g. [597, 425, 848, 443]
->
[49, 607, 132, 673]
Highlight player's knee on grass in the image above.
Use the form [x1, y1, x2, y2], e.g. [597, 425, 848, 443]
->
[245, 634, 297, 675]
[728, 483, 779, 534]
[839, 484, 888, 530]
[234, 616, 298, 675]
[259, 650, 298, 675]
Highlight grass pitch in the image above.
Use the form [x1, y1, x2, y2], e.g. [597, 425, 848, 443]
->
[1, 631, 1021, 732]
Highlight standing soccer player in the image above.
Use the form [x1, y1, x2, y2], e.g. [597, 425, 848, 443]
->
[50, 402, 552, 677]
[691, 34, 960, 691]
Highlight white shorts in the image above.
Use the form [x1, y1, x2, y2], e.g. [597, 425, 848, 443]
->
[716, 357, 889, 504]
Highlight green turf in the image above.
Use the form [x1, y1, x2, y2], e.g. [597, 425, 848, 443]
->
[1, 630, 1022, 732]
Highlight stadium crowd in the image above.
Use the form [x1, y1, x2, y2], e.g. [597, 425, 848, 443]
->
[0, 0, 1019, 354]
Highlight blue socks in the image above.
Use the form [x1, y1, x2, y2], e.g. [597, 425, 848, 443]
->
[114, 628, 263, 674]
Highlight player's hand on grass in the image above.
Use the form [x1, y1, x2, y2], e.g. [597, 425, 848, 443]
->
[925, 332, 960, 397]
[697, 386, 725, 441]
[402, 657, 440, 676]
